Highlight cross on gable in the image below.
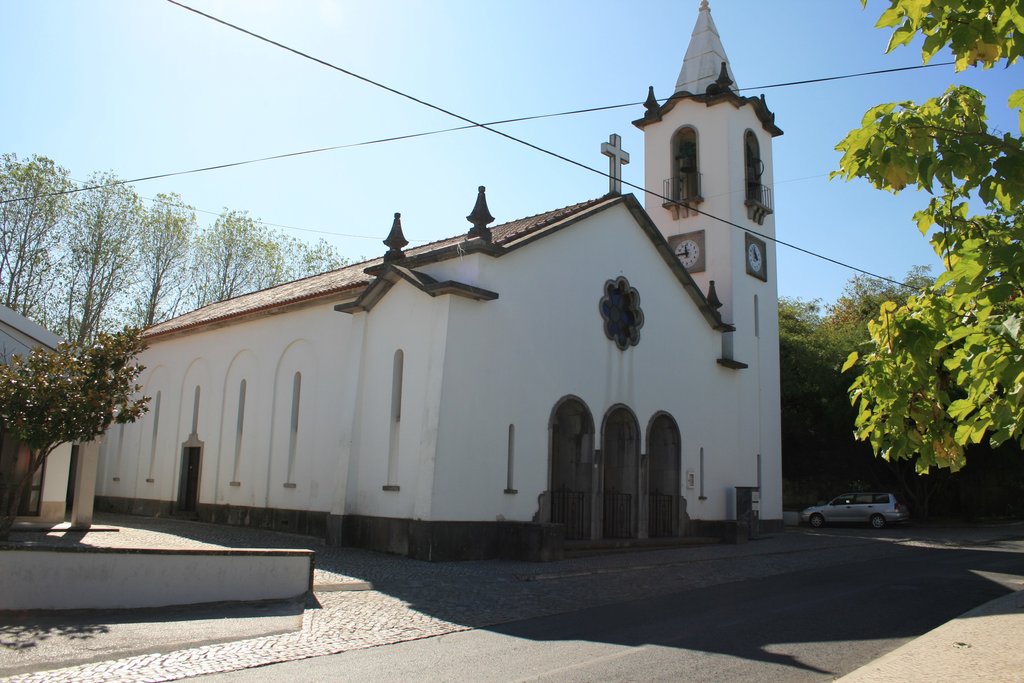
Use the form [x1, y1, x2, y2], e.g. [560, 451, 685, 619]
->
[601, 133, 630, 195]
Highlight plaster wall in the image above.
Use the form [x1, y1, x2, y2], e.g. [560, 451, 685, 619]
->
[641, 95, 783, 521]
[0, 547, 312, 610]
[96, 303, 354, 515]
[343, 285, 450, 521]
[421, 202, 778, 522]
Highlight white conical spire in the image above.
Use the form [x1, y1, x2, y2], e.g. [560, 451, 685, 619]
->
[675, 1, 737, 94]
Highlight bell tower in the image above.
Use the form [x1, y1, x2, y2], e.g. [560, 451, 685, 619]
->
[632, 0, 782, 367]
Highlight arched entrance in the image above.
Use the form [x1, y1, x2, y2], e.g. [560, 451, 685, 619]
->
[549, 398, 595, 540]
[648, 413, 681, 537]
[602, 406, 639, 539]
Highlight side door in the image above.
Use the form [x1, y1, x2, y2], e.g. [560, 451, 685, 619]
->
[827, 493, 856, 522]
[852, 493, 878, 523]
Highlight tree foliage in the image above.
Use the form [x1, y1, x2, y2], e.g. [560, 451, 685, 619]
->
[132, 193, 195, 328]
[836, 0, 1024, 471]
[0, 154, 72, 322]
[0, 158, 349, 335]
[0, 328, 148, 538]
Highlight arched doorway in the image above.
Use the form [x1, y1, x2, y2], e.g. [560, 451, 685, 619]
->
[602, 406, 639, 539]
[549, 398, 595, 540]
[648, 413, 681, 537]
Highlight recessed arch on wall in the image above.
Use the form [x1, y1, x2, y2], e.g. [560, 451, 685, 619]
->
[670, 125, 701, 203]
[600, 404, 640, 539]
[548, 395, 595, 540]
[267, 339, 316, 497]
[220, 348, 258, 491]
[646, 411, 682, 537]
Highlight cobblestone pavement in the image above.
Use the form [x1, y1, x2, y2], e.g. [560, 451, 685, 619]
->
[3, 516, 1023, 682]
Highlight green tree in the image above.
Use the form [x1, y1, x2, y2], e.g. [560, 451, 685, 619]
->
[0, 328, 148, 539]
[281, 236, 348, 281]
[58, 173, 142, 346]
[190, 209, 286, 308]
[131, 193, 196, 327]
[0, 154, 73, 323]
[836, 0, 1024, 471]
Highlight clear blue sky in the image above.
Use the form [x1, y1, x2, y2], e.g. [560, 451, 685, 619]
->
[2, 1, 1017, 304]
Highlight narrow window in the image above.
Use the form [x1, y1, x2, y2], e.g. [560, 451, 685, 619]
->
[699, 447, 706, 500]
[146, 391, 161, 482]
[756, 452, 762, 492]
[230, 380, 246, 486]
[504, 424, 517, 494]
[754, 294, 760, 338]
[744, 131, 763, 204]
[384, 350, 403, 490]
[285, 372, 301, 486]
[671, 127, 700, 202]
[190, 385, 201, 436]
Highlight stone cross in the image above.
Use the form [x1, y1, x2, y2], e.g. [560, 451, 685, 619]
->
[601, 133, 629, 195]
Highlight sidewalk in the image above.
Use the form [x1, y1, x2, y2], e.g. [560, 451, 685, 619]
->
[838, 585, 1024, 682]
[2, 515, 1022, 682]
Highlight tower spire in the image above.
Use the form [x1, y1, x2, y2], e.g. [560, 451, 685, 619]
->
[675, 1, 737, 95]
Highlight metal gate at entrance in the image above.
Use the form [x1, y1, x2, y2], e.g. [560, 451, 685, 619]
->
[648, 492, 675, 537]
[551, 486, 587, 540]
[603, 491, 632, 538]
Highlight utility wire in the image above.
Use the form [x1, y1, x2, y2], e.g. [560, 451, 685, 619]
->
[0, 4, 943, 283]
[165, 0, 910, 287]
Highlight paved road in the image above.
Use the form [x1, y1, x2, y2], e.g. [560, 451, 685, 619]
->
[197, 541, 1024, 681]
[3, 517, 1023, 682]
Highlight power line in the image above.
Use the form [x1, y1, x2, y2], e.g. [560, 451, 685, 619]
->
[0, 59, 951, 206]
[165, 0, 910, 287]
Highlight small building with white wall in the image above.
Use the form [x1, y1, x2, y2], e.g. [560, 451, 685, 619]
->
[0, 305, 99, 528]
[95, 2, 783, 560]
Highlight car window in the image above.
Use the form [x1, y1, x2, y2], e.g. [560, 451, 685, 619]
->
[853, 494, 875, 504]
[832, 494, 854, 505]
[873, 494, 890, 504]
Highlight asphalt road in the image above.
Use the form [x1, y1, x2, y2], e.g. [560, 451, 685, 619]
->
[200, 540, 1024, 682]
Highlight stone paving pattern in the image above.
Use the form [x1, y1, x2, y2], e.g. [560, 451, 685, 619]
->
[3, 515, 1023, 682]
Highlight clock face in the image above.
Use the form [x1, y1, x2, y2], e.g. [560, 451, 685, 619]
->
[675, 239, 700, 269]
[747, 242, 763, 272]
[669, 231, 705, 272]
[744, 233, 768, 281]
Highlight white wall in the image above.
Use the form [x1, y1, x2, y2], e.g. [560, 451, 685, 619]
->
[97, 303, 354, 515]
[0, 548, 312, 610]
[418, 202, 774, 523]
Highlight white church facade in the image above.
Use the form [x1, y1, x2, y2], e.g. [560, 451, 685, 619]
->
[95, 2, 784, 561]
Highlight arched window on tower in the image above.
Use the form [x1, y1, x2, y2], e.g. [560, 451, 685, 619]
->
[665, 127, 702, 219]
[744, 130, 773, 224]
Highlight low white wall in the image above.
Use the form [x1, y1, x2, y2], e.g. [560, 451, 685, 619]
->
[0, 547, 314, 610]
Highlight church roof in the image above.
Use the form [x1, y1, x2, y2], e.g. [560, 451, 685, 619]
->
[144, 195, 615, 340]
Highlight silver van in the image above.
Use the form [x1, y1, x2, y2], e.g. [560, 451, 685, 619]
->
[801, 492, 910, 529]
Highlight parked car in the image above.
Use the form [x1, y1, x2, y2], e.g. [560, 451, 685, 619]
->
[801, 492, 910, 529]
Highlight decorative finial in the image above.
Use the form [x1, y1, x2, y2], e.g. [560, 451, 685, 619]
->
[700, 0, 710, 11]
[706, 61, 733, 95]
[383, 212, 408, 262]
[466, 186, 494, 242]
[707, 280, 723, 310]
[643, 86, 659, 118]
[600, 133, 630, 196]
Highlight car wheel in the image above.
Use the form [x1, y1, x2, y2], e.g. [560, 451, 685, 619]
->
[870, 514, 886, 529]
[809, 513, 825, 528]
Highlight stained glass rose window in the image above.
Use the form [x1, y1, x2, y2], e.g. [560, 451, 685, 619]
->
[599, 276, 644, 350]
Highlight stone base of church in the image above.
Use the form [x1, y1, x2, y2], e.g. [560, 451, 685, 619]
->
[93, 497, 566, 561]
[96, 495, 173, 518]
[690, 517, 784, 542]
[341, 514, 565, 562]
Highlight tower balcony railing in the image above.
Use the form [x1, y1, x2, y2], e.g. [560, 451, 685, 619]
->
[744, 181, 773, 225]
[662, 173, 702, 218]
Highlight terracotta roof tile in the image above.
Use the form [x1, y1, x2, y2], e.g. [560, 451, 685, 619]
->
[144, 195, 611, 340]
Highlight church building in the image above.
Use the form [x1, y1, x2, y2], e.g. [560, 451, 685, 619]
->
[95, 2, 784, 561]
